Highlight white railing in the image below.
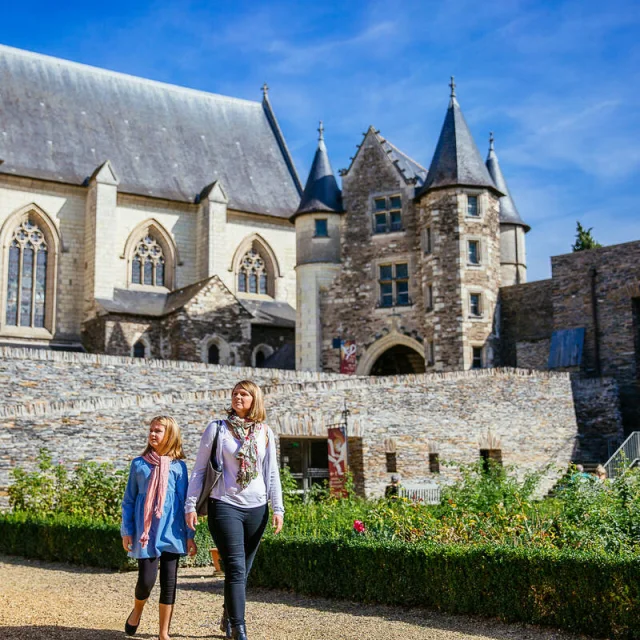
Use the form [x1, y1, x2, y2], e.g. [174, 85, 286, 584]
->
[604, 431, 640, 479]
[399, 484, 441, 504]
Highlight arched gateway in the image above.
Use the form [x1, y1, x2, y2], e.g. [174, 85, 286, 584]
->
[356, 333, 426, 376]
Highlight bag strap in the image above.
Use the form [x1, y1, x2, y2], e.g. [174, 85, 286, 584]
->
[209, 420, 224, 467]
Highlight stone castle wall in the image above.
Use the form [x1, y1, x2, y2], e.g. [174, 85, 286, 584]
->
[320, 135, 424, 374]
[0, 348, 578, 502]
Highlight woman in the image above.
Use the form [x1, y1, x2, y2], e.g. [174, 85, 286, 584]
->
[121, 415, 197, 640]
[185, 380, 284, 640]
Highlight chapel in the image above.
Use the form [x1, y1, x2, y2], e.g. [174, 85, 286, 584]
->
[0, 44, 300, 367]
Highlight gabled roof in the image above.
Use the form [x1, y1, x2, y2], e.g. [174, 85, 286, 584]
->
[378, 138, 427, 187]
[292, 122, 342, 220]
[0, 45, 301, 218]
[344, 126, 427, 186]
[485, 134, 530, 231]
[417, 79, 501, 197]
[95, 276, 253, 318]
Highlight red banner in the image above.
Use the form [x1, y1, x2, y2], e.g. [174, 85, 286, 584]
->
[328, 426, 349, 498]
[340, 340, 357, 375]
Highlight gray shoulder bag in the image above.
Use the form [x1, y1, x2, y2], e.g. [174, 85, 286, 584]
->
[195, 420, 224, 516]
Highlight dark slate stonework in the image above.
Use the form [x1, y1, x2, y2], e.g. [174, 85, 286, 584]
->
[0, 348, 579, 503]
[83, 277, 253, 365]
[571, 378, 624, 465]
[499, 279, 554, 367]
[320, 132, 424, 372]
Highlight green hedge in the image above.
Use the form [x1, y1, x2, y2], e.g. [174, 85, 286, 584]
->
[0, 512, 214, 570]
[251, 536, 640, 639]
[2, 513, 640, 637]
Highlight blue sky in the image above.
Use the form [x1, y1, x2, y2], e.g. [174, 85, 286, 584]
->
[2, 0, 639, 282]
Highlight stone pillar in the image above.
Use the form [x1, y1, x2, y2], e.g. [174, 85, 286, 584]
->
[197, 181, 228, 282]
[84, 161, 119, 320]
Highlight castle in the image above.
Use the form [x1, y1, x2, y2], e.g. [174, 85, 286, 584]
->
[1, 45, 638, 469]
[294, 78, 527, 376]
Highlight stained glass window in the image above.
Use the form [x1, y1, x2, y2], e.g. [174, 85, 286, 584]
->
[237, 248, 270, 296]
[5, 219, 48, 328]
[131, 235, 166, 287]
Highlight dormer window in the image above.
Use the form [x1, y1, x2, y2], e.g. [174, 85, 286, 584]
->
[373, 195, 403, 233]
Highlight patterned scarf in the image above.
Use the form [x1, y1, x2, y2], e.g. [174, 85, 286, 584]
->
[227, 413, 263, 489]
[140, 451, 171, 548]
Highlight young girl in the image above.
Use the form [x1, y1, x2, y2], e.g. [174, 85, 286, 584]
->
[121, 415, 197, 640]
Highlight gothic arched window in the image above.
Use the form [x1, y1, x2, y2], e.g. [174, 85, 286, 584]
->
[131, 235, 166, 287]
[237, 248, 269, 295]
[5, 219, 49, 328]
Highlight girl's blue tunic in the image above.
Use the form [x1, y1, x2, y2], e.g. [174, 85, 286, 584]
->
[121, 457, 195, 559]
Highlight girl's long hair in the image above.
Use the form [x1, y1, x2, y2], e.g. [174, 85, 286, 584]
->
[227, 380, 266, 423]
[142, 415, 186, 459]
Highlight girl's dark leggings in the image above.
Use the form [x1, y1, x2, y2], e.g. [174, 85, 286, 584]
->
[207, 498, 269, 627]
[135, 551, 181, 605]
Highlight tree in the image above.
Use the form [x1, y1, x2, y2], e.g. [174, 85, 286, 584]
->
[572, 221, 602, 251]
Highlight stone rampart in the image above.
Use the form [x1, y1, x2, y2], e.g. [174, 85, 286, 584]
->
[0, 348, 579, 501]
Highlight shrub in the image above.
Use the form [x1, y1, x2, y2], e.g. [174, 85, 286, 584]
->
[0, 511, 214, 570]
[8, 449, 127, 522]
[250, 536, 640, 639]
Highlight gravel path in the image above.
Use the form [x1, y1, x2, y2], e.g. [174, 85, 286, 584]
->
[0, 555, 591, 640]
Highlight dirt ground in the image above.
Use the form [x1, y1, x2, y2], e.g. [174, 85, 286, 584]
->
[0, 555, 591, 640]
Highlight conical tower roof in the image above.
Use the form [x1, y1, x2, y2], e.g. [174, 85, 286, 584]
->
[292, 122, 342, 221]
[418, 78, 501, 197]
[485, 133, 530, 231]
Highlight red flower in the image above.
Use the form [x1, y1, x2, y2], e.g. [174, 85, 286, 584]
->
[353, 520, 365, 533]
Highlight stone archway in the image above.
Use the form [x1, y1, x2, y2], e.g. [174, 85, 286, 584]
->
[356, 332, 425, 376]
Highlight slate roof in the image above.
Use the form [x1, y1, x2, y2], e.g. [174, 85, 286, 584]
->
[262, 342, 295, 370]
[293, 123, 342, 219]
[0, 45, 302, 218]
[417, 85, 501, 197]
[95, 277, 252, 318]
[240, 299, 296, 328]
[344, 126, 428, 187]
[378, 138, 427, 187]
[485, 135, 530, 231]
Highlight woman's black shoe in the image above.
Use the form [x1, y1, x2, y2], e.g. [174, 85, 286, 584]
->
[220, 606, 232, 639]
[124, 609, 139, 636]
[231, 623, 248, 640]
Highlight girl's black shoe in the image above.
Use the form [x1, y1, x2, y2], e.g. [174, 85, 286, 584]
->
[231, 623, 248, 640]
[124, 610, 139, 636]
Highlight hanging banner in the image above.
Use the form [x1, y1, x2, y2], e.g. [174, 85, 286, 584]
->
[340, 340, 357, 375]
[327, 426, 349, 498]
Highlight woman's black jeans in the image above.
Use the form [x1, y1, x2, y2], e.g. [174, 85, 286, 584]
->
[207, 498, 269, 627]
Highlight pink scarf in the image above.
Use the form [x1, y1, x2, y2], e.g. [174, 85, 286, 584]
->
[140, 451, 171, 548]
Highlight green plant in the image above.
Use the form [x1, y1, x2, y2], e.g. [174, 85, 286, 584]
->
[8, 449, 128, 522]
[250, 536, 640, 639]
[572, 221, 602, 251]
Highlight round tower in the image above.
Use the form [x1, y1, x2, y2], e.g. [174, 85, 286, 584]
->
[485, 133, 530, 286]
[415, 78, 503, 371]
[291, 122, 344, 371]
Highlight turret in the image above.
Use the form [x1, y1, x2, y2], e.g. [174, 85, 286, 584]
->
[292, 122, 343, 371]
[485, 133, 530, 286]
[416, 78, 503, 371]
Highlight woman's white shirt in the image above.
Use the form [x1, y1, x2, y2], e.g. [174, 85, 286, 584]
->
[217, 427, 267, 509]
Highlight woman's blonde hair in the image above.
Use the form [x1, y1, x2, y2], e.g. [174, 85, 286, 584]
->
[142, 415, 186, 459]
[227, 380, 266, 423]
